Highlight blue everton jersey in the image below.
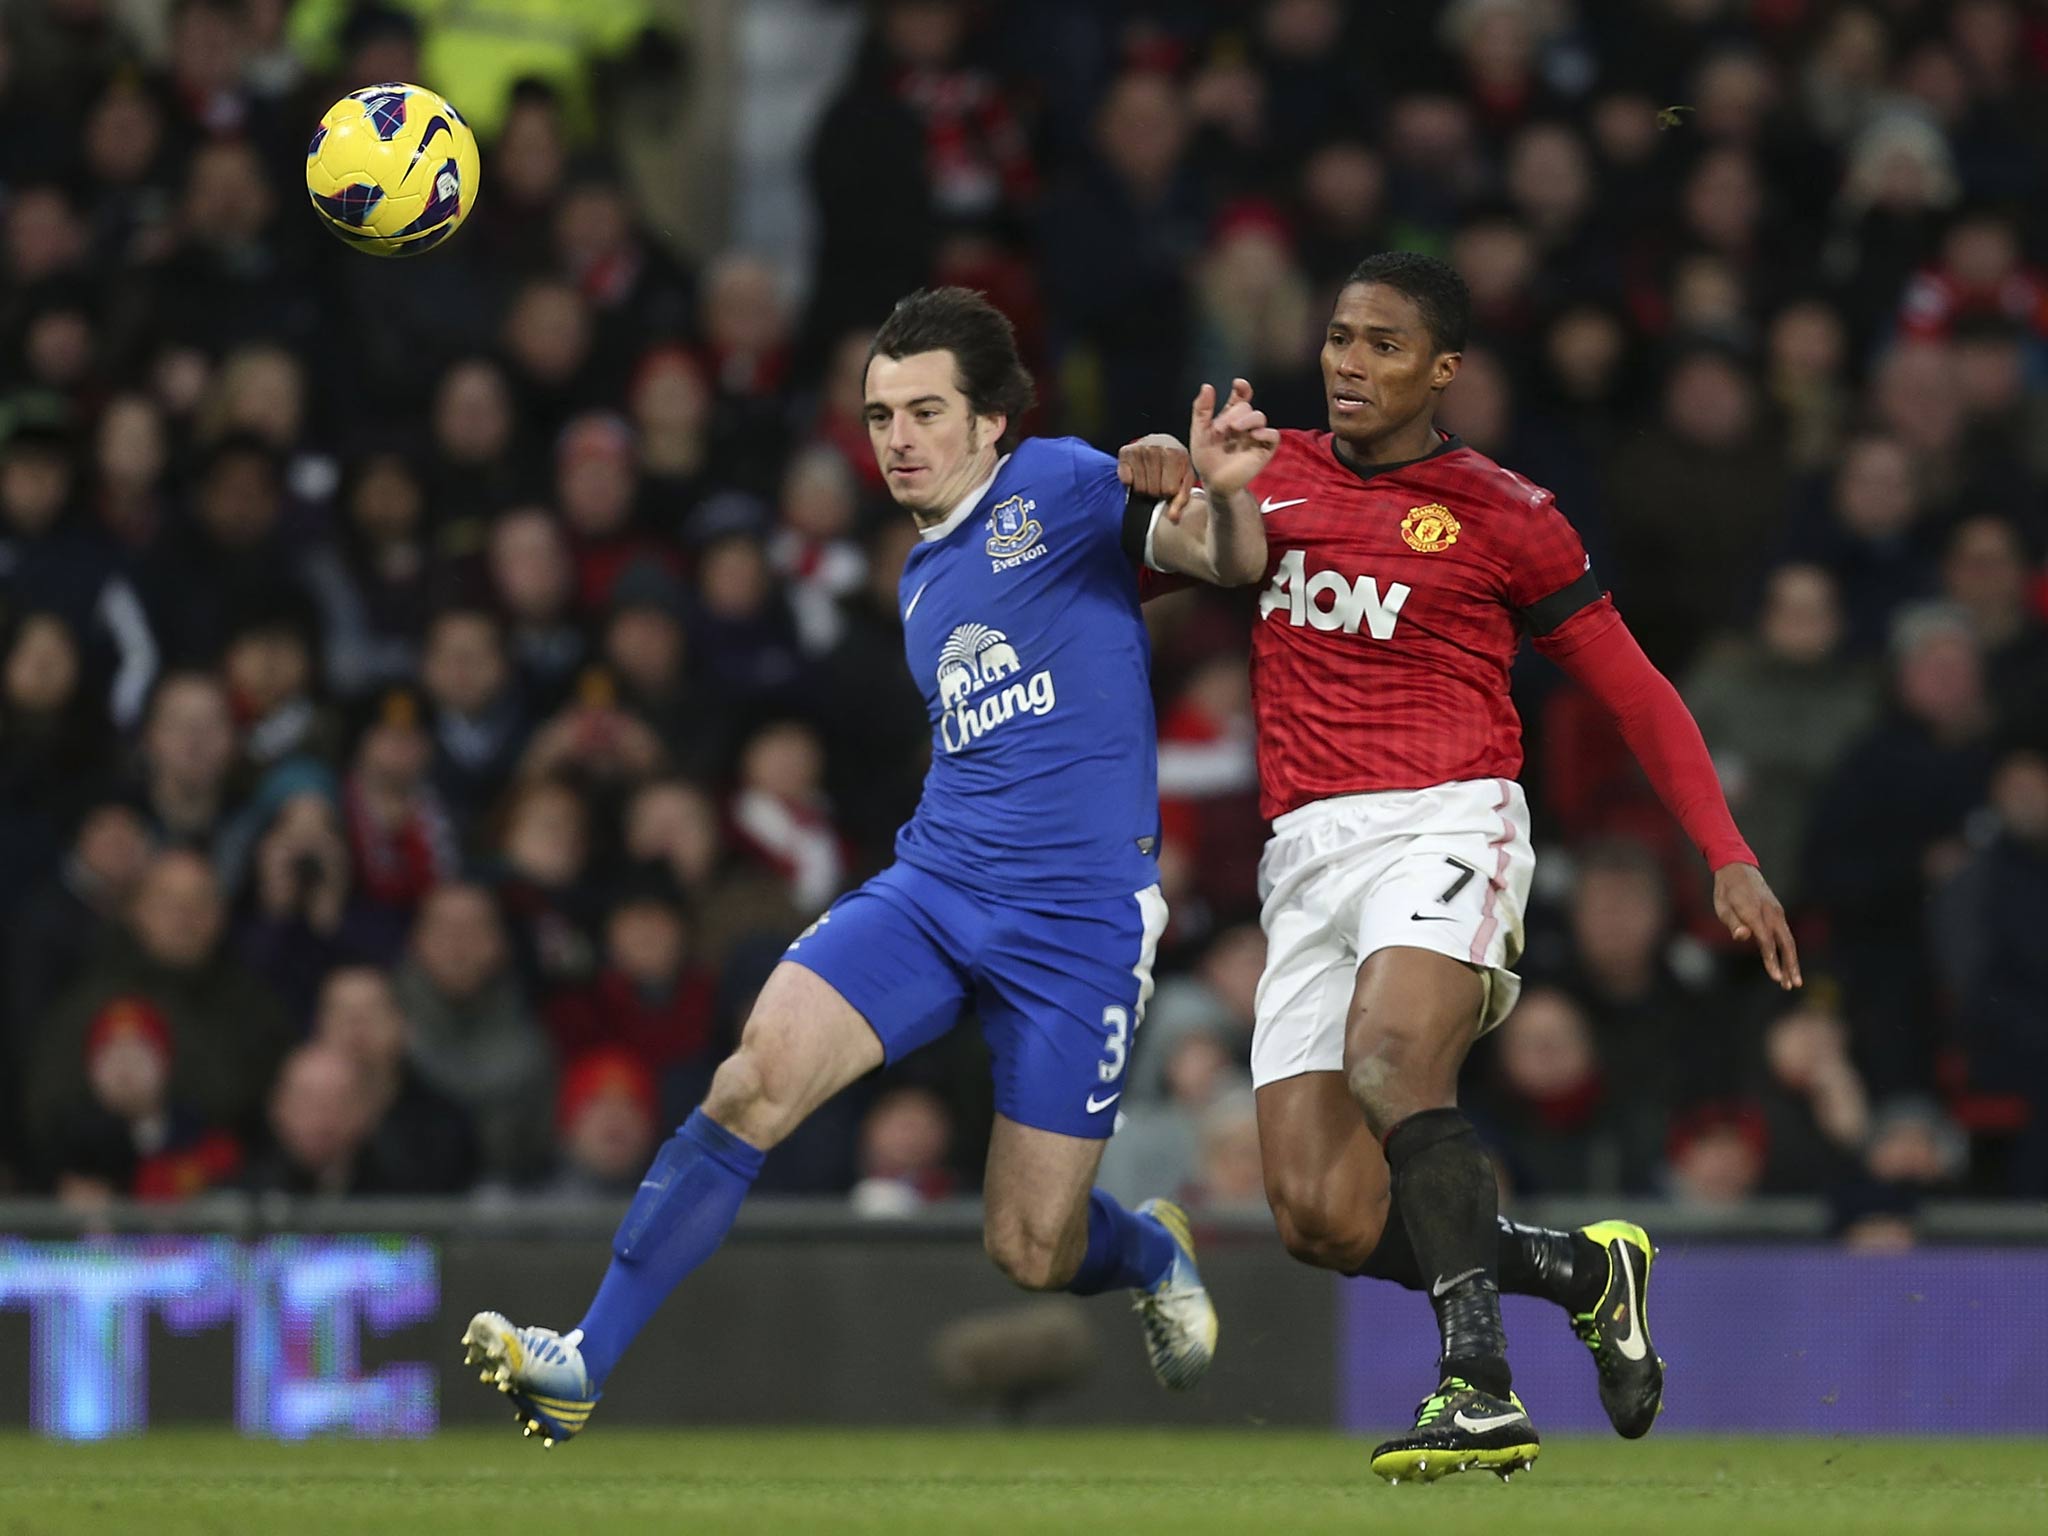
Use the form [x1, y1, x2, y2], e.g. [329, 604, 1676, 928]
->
[893, 436, 1159, 900]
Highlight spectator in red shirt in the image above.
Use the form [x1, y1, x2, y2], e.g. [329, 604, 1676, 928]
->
[49, 997, 243, 1208]
[30, 848, 290, 1185]
[547, 870, 715, 1088]
[1897, 208, 2047, 343]
[558, 411, 672, 612]
[1155, 648, 1260, 935]
[343, 688, 458, 914]
[805, 0, 1038, 350]
[1472, 987, 1662, 1199]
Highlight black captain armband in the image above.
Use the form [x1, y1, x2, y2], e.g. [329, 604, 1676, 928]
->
[1518, 567, 1603, 636]
[1121, 486, 1160, 565]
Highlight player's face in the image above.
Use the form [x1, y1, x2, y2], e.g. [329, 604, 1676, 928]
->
[863, 350, 1005, 520]
[1321, 284, 1460, 457]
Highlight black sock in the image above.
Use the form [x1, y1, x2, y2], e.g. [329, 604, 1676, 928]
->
[1561, 1230, 1610, 1314]
[1502, 1219, 1610, 1315]
[1350, 1205, 1421, 1284]
[1383, 1107, 1509, 1398]
[1356, 1212, 1599, 1315]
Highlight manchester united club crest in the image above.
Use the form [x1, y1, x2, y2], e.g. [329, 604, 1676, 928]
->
[1401, 503, 1460, 553]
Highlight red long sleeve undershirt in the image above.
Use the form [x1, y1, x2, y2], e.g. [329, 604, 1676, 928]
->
[1535, 600, 1757, 872]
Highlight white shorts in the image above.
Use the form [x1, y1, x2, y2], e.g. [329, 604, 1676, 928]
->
[1250, 778, 1534, 1089]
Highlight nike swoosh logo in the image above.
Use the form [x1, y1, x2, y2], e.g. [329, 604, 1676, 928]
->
[405, 115, 452, 178]
[1259, 496, 1308, 515]
[1452, 1408, 1527, 1434]
[903, 579, 931, 621]
[1085, 1091, 1122, 1114]
[1409, 913, 1457, 923]
[1610, 1242, 1648, 1360]
[1430, 1266, 1484, 1298]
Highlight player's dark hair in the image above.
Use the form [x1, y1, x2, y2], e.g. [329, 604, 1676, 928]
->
[1343, 252, 1471, 355]
[867, 287, 1036, 447]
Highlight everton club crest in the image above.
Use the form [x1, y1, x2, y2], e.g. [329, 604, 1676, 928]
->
[986, 494, 1048, 571]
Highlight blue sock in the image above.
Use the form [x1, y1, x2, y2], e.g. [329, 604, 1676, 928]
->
[1066, 1188, 1177, 1295]
[573, 1109, 764, 1388]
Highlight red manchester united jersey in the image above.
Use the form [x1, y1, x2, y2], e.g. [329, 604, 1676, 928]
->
[1243, 429, 1602, 818]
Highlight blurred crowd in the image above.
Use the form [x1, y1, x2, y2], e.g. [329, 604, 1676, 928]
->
[2, 0, 2046, 1241]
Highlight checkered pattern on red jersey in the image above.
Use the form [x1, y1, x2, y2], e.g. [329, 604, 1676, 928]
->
[1246, 429, 1599, 818]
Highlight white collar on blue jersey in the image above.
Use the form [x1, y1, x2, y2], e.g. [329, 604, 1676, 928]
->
[915, 453, 1010, 542]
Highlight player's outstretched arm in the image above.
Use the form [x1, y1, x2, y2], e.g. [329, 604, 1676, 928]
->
[1115, 379, 1272, 587]
[1538, 607, 1803, 991]
[1710, 861, 1800, 990]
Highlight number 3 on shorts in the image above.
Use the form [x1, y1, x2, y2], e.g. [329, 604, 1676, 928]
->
[1098, 1005, 1130, 1083]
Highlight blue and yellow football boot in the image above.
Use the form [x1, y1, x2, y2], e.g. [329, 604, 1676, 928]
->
[461, 1311, 599, 1448]
[1132, 1198, 1219, 1391]
[1571, 1219, 1664, 1438]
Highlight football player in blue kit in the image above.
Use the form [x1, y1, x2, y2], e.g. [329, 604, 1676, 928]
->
[462, 287, 1275, 1445]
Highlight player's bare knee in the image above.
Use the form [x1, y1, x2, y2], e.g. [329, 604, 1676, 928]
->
[701, 1050, 762, 1122]
[1342, 1041, 1412, 1138]
[702, 1046, 797, 1147]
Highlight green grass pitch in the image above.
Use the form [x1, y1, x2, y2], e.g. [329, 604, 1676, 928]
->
[2, 1429, 2042, 1535]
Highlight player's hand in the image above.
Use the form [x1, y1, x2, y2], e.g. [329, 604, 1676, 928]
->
[1714, 862, 1801, 990]
[1190, 377, 1279, 498]
[1117, 433, 1198, 523]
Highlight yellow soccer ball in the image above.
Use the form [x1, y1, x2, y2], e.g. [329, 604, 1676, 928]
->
[305, 83, 480, 257]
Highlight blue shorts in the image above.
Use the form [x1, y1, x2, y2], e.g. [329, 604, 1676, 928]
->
[783, 862, 1169, 1139]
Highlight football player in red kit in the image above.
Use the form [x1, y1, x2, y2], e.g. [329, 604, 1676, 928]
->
[1120, 253, 1799, 1483]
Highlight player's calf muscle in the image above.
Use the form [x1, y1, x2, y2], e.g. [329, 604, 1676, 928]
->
[981, 1121, 1100, 1289]
[1262, 1136, 1389, 1270]
[1255, 1074, 1392, 1270]
[983, 1183, 1092, 1290]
